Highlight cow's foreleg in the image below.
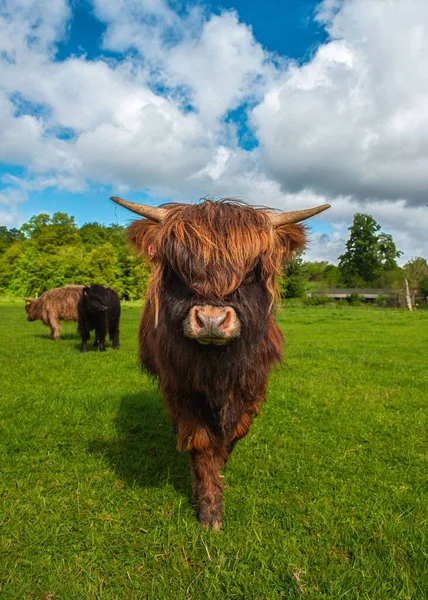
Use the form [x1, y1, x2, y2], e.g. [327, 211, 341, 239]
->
[96, 318, 107, 351]
[169, 395, 228, 529]
[48, 317, 61, 341]
[78, 315, 90, 352]
[190, 447, 226, 530]
[80, 327, 90, 352]
[109, 319, 120, 349]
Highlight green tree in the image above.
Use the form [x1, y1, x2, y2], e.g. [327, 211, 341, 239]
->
[21, 213, 81, 250]
[105, 224, 127, 249]
[404, 257, 428, 299]
[324, 264, 341, 287]
[0, 226, 23, 255]
[0, 214, 152, 299]
[304, 261, 341, 288]
[7, 245, 66, 297]
[279, 255, 306, 298]
[59, 246, 90, 284]
[79, 222, 108, 246]
[86, 243, 120, 290]
[338, 214, 402, 286]
[0, 242, 23, 293]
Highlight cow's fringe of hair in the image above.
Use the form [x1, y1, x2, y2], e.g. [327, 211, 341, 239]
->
[128, 200, 306, 325]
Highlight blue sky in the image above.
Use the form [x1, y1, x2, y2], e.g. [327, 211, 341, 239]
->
[1, 0, 427, 262]
[56, 1, 328, 64]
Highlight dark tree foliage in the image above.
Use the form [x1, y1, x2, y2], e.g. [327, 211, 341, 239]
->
[0, 226, 23, 255]
[338, 214, 402, 286]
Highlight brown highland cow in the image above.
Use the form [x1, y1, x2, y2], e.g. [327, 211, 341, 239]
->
[111, 196, 330, 530]
[25, 285, 84, 340]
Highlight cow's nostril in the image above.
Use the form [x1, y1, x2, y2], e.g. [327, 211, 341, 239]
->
[219, 311, 231, 330]
[195, 310, 206, 329]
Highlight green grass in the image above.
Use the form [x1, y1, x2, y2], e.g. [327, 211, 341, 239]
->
[1, 303, 427, 599]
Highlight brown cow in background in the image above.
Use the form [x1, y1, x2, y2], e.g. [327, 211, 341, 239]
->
[111, 196, 330, 530]
[25, 285, 84, 340]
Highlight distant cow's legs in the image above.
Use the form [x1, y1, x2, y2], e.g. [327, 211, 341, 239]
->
[48, 317, 61, 341]
[78, 314, 90, 352]
[109, 318, 120, 349]
[79, 326, 90, 352]
[96, 317, 107, 351]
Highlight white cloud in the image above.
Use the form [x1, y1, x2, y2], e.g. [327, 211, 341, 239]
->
[165, 12, 272, 124]
[0, 186, 27, 226]
[252, 0, 428, 206]
[0, 0, 69, 59]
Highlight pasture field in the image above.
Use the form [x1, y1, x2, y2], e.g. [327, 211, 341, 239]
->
[0, 302, 427, 599]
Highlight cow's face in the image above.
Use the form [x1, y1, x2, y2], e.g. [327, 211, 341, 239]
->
[127, 200, 313, 347]
[25, 299, 37, 321]
[82, 287, 108, 313]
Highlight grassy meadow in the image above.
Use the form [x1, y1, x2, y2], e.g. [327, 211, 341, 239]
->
[0, 302, 427, 599]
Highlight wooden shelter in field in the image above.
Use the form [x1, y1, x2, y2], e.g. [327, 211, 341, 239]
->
[306, 288, 396, 303]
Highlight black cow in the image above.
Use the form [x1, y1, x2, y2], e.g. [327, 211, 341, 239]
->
[78, 284, 120, 352]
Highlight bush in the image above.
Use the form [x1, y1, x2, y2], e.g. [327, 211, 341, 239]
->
[303, 295, 331, 306]
[375, 293, 387, 307]
[336, 299, 349, 308]
[348, 292, 364, 306]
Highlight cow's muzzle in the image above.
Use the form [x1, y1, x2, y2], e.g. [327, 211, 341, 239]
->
[183, 305, 241, 345]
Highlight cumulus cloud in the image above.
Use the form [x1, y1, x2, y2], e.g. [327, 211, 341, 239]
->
[0, 186, 28, 227]
[0, 0, 427, 262]
[165, 12, 272, 124]
[252, 0, 428, 206]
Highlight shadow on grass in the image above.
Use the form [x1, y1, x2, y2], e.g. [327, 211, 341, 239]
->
[89, 392, 191, 502]
[73, 342, 119, 352]
[33, 332, 80, 341]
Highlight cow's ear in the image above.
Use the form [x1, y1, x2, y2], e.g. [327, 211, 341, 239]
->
[128, 219, 160, 261]
[83, 287, 90, 294]
[274, 223, 307, 260]
[25, 299, 32, 305]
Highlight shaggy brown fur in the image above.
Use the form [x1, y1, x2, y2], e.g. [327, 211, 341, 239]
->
[25, 285, 84, 340]
[128, 199, 306, 529]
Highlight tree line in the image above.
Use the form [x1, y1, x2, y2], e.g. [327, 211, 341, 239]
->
[0, 211, 427, 302]
[280, 214, 428, 303]
[0, 213, 149, 299]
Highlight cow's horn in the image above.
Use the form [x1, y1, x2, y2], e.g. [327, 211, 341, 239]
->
[269, 204, 331, 226]
[110, 196, 167, 222]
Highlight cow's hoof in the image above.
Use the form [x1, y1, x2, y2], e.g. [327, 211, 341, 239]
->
[200, 516, 222, 531]
[212, 520, 222, 531]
